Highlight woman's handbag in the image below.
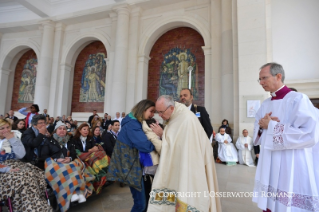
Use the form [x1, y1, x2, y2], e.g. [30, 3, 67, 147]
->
[106, 139, 143, 191]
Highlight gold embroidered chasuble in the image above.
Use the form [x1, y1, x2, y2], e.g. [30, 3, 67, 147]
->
[148, 102, 221, 212]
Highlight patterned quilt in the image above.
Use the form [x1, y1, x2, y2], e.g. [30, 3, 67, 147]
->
[45, 158, 95, 212]
[77, 145, 110, 194]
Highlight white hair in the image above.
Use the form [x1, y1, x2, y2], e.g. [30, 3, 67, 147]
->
[157, 95, 175, 107]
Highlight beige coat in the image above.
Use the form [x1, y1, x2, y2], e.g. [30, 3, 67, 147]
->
[147, 102, 221, 212]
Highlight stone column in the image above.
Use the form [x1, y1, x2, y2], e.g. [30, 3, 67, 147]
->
[0, 68, 11, 114]
[103, 57, 110, 113]
[202, 46, 212, 110]
[34, 20, 55, 111]
[110, 5, 130, 115]
[48, 23, 65, 117]
[126, 7, 142, 112]
[135, 55, 150, 102]
[210, 0, 222, 129]
[221, 0, 234, 124]
[105, 12, 117, 113]
[56, 64, 72, 116]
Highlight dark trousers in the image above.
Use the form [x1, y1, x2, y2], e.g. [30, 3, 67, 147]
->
[143, 175, 154, 212]
[212, 141, 218, 160]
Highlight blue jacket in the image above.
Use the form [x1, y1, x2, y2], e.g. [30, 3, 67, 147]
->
[118, 113, 154, 153]
[106, 113, 154, 191]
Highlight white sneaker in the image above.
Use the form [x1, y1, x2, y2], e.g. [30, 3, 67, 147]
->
[78, 194, 86, 203]
[71, 194, 79, 202]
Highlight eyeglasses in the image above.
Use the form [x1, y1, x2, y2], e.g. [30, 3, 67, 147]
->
[37, 121, 46, 125]
[257, 74, 277, 83]
[157, 105, 171, 115]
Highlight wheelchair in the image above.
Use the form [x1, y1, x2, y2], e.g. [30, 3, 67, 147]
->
[0, 188, 59, 212]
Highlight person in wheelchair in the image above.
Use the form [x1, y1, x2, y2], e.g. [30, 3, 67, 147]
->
[0, 119, 52, 211]
[42, 121, 95, 212]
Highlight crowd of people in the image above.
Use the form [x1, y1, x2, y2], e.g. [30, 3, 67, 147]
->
[0, 107, 124, 211]
[1, 62, 318, 212]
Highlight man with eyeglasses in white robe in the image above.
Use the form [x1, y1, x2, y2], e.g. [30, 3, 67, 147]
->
[253, 62, 319, 212]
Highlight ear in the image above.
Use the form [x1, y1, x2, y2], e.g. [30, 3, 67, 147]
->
[276, 73, 282, 81]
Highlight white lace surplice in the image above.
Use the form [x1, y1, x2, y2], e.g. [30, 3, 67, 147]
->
[253, 92, 319, 212]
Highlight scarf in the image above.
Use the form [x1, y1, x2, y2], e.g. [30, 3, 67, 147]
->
[53, 133, 70, 147]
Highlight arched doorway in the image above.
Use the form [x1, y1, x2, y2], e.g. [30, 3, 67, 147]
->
[147, 27, 205, 105]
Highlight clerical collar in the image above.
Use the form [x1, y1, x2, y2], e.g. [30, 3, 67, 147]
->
[271, 85, 291, 101]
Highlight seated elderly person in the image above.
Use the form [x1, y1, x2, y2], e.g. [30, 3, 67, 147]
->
[42, 121, 93, 210]
[235, 129, 255, 167]
[41, 121, 76, 164]
[215, 127, 238, 166]
[21, 114, 50, 169]
[0, 119, 52, 211]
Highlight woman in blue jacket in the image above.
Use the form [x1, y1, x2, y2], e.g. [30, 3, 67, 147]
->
[107, 99, 155, 212]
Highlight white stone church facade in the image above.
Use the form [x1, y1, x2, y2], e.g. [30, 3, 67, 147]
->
[0, 0, 318, 138]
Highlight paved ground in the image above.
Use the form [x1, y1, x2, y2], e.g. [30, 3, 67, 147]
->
[68, 163, 260, 212]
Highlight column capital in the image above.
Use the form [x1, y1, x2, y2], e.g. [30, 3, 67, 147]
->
[113, 4, 130, 15]
[39, 20, 55, 29]
[202, 46, 212, 55]
[60, 63, 73, 72]
[55, 22, 66, 31]
[131, 7, 142, 17]
[1, 68, 11, 76]
[109, 12, 118, 21]
[138, 55, 151, 62]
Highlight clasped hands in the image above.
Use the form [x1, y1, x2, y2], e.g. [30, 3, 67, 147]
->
[56, 158, 71, 164]
[258, 112, 280, 129]
[150, 121, 163, 138]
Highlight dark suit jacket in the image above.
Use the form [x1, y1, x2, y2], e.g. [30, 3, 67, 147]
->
[42, 113, 50, 118]
[71, 137, 95, 153]
[9, 116, 18, 122]
[88, 115, 94, 127]
[102, 119, 112, 130]
[21, 127, 46, 162]
[101, 131, 117, 157]
[190, 104, 213, 138]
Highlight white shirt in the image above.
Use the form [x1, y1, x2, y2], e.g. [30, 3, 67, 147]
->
[0, 138, 4, 150]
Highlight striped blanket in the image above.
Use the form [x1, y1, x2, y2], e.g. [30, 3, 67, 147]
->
[45, 158, 95, 212]
[77, 145, 110, 194]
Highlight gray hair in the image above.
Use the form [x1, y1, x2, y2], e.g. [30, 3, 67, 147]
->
[31, 114, 46, 126]
[157, 95, 175, 107]
[260, 62, 285, 82]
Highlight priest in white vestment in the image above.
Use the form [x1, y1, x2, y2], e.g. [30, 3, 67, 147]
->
[148, 95, 221, 212]
[253, 62, 319, 212]
[215, 128, 238, 166]
[236, 129, 255, 167]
